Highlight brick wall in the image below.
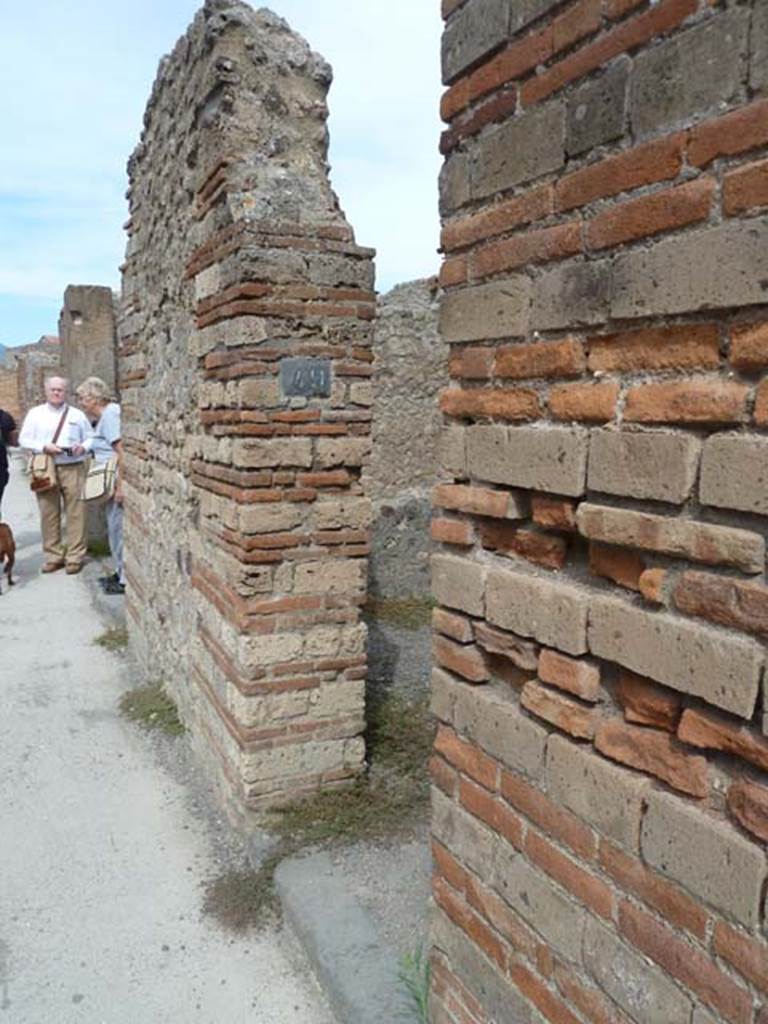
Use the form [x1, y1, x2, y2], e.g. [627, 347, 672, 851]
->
[432, 2, 768, 1022]
[59, 285, 118, 394]
[120, 2, 374, 818]
[0, 369, 21, 422]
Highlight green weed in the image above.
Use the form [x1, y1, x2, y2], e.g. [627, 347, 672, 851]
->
[93, 627, 129, 651]
[398, 944, 431, 1023]
[119, 681, 185, 736]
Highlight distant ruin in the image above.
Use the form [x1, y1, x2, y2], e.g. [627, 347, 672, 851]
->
[59, 285, 118, 395]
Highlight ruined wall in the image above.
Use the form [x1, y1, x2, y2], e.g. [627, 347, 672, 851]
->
[432, 2, 768, 1022]
[0, 368, 20, 422]
[13, 338, 61, 418]
[121, 1, 375, 817]
[59, 285, 118, 394]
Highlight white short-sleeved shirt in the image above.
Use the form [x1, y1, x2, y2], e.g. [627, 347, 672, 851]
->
[88, 403, 121, 463]
[19, 403, 93, 464]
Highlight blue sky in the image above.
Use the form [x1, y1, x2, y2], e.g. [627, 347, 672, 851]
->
[0, 1, 443, 347]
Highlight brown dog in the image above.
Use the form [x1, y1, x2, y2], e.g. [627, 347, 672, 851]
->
[0, 522, 15, 594]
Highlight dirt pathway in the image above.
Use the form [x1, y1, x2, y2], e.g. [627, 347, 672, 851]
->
[0, 458, 336, 1024]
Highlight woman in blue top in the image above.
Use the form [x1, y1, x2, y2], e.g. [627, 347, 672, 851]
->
[76, 377, 125, 595]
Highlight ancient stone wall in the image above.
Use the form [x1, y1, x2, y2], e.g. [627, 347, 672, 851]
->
[11, 338, 61, 418]
[120, 1, 375, 817]
[432, 2, 768, 1022]
[59, 285, 118, 394]
[0, 368, 20, 422]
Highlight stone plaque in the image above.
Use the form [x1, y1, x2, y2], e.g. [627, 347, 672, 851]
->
[279, 357, 332, 398]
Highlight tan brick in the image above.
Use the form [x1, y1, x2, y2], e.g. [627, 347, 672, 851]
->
[440, 386, 540, 421]
[478, 520, 567, 570]
[730, 321, 768, 370]
[701, 433, 768, 516]
[521, 681, 599, 739]
[531, 494, 578, 531]
[432, 554, 486, 617]
[624, 380, 749, 424]
[473, 621, 539, 671]
[756, 378, 768, 425]
[493, 852, 586, 962]
[547, 734, 650, 849]
[599, 839, 708, 938]
[548, 381, 619, 422]
[587, 178, 714, 250]
[316, 437, 371, 468]
[584, 918, 692, 1024]
[438, 425, 467, 479]
[467, 424, 589, 496]
[641, 790, 767, 929]
[726, 780, 768, 846]
[433, 482, 528, 520]
[453, 683, 548, 780]
[588, 429, 701, 503]
[723, 157, 768, 216]
[595, 719, 708, 798]
[617, 671, 681, 731]
[612, 218, 768, 319]
[589, 542, 644, 591]
[232, 437, 313, 468]
[713, 918, 768, 994]
[678, 706, 768, 773]
[434, 636, 489, 683]
[433, 607, 474, 644]
[588, 593, 763, 718]
[431, 517, 475, 547]
[577, 502, 765, 573]
[495, 337, 585, 380]
[486, 566, 589, 655]
[293, 559, 365, 596]
[673, 570, 768, 637]
[588, 323, 720, 372]
[439, 278, 531, 342]
[618, 901, 752, 1024]
[538, 649, 601, 702]
[448, 345, 494, 380]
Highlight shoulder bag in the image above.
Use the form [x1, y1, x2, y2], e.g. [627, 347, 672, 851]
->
[30, 407, 68, 493]
[82, 456, 117, 504]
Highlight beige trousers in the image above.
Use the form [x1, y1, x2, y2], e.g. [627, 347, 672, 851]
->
[37, 462, 88, 565]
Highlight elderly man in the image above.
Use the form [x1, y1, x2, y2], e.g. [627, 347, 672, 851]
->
[19, 376, 93, 574]
[76, 376, 125, 595]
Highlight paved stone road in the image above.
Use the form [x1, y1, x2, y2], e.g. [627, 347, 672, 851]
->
[0, 458, 336, 1024]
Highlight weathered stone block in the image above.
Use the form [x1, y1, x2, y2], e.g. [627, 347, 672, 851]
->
[441, 0, 509, 84]
[641, 790, 767, 928]
[486, 567, 589, 654]
[700, 433, 768, 516]
[432, 789, 497, 880]
[584, 918, 692, 1024]
[567, 59, 629, 158]
[312, 497, 372, 531]
[588, 595, 763, 718]
[316, 437, 371, 468]
[753, 1, 768, 92]
[577, 502, 765, 573]
[612, 218, 768, 319]
[232, 437, 313, 469]
[293, 559, 366, 596]
[493, 851, 586, 961]
[588, 429, 700, 504]
[238, 503, 304, 534]
[471, 102, 565, 199]
[453, 683, 548, 780]
[467, 424, 589, 495]
[438, 426, 467, 479]
[631, 10, 749, 139]
[439, 152, 470, 216]
[432, 553, 486, 616]
[533, 260, 612, 330]
[439, 278, 531, 342]
[547, 734, 650, 849]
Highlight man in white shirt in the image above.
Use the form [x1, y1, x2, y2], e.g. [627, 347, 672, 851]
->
[19, 376, 93, 574]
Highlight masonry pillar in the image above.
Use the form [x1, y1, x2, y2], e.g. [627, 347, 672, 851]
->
[432, 2, 768, 1021]
[59, 285, 118, 393]
[120, 1, 374, 817]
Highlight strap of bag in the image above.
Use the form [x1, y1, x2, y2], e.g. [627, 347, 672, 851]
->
[51, 406, 68, 446]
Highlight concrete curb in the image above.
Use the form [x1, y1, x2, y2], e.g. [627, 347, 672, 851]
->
[275, 850, 414, 1024]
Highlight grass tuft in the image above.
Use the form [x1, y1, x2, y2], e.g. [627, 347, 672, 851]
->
[398, 945, 431, 1023]
[119, 681, 185, 736]
[87, 538, 111, 558]
[93, 627, 129, 651]
[202, 690, 435, 933]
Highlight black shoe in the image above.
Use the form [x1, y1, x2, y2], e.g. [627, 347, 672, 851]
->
[99, 572, 119, 585]
[104, 580, 126, 595]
